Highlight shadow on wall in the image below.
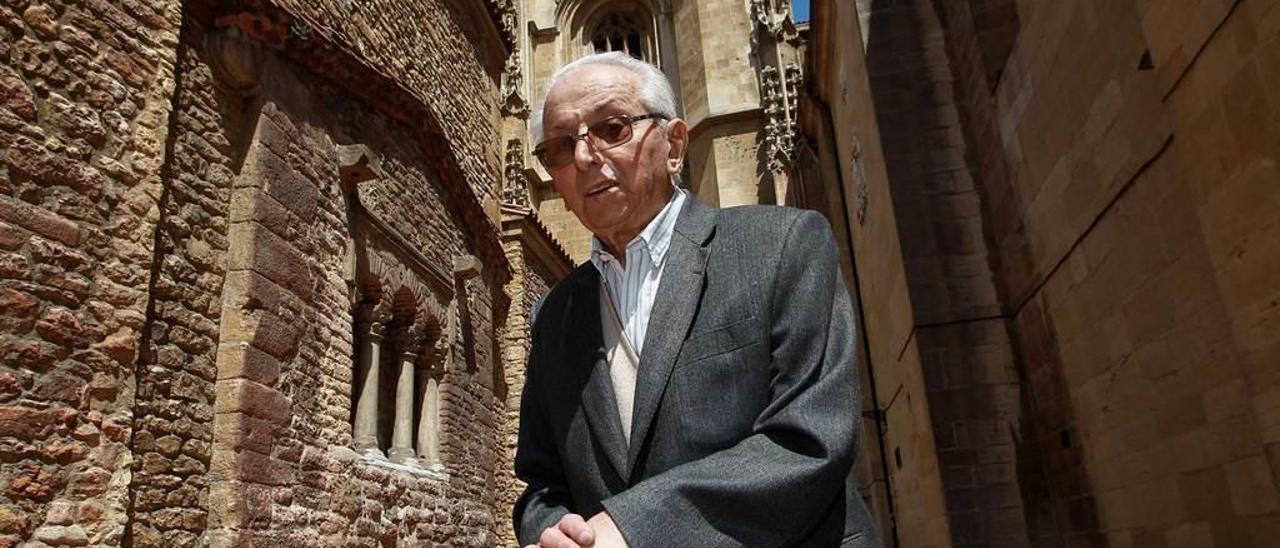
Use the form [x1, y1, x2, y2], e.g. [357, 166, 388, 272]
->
[859, 0, 1093, 546]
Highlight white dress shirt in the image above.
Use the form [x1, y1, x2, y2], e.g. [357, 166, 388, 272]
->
[589, 188, 688, 358]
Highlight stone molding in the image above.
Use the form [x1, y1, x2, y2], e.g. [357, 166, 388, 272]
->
[685, 106, 767, 143]
[500, 205, 574, 281]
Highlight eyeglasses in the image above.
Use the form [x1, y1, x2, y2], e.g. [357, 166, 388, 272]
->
[534, 113, 668, 169]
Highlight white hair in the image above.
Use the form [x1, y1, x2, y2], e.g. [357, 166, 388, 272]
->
[531, 52, 680, 142]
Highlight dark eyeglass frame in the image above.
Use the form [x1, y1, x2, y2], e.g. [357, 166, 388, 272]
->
[534, 112, 668, 169]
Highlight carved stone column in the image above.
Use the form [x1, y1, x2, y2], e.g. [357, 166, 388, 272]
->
[417, 375, 442, 471]
[353, 319, 386, 459]
[417, 341, 446, 472]
[389, 344, 418, 465]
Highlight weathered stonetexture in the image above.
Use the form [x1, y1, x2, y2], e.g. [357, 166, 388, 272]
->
[126, 16, 240, 544]
[2, 0, 531, 545]
[257, 0, 508, 222]
[0, 0, 185, 545]
[805, 0, 1280, 546]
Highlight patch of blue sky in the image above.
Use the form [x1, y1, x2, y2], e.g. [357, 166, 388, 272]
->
[792, 0, 810, 23]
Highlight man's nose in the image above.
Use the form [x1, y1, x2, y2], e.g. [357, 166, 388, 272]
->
[572, 135, 601, 172]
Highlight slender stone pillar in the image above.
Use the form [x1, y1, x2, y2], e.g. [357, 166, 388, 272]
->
[389, 349, 417, 464]
[418, 375, 443, 471]
[353, 320, 386, 459]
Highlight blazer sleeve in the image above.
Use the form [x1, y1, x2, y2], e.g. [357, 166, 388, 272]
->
[512, 314, 572, 545]
[600, 211, 862, 547]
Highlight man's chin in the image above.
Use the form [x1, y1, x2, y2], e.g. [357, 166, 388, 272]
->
[580, 209, 630, 232]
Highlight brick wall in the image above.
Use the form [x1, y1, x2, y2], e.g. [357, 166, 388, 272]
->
[199, 20, 511, 543]
[1, 0, 520, 545]
[0, 0, 183, 545]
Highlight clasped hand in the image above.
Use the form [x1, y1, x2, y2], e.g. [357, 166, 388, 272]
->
[525, 512, 629, 548]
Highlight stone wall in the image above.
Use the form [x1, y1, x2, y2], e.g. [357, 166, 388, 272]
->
[0, 0, 183, 545]
[128, 19, 240, 545]
[845, 0, 1032, 545]
[810, 0, 1280, 546]
[953, 1, 1280, 545]
[803, 0, 956, 545]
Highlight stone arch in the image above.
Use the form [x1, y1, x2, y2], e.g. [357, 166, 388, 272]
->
[389, 285, 419, 328]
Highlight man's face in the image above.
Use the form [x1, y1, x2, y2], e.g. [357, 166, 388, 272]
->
[539, 65, 685, 248]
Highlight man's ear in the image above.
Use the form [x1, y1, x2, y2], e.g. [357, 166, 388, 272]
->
[664, 118, 689, 175]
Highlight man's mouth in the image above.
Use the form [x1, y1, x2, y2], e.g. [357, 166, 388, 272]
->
[586, 181, 618, 198]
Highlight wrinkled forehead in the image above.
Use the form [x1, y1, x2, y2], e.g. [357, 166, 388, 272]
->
[542, 66, 644, 133]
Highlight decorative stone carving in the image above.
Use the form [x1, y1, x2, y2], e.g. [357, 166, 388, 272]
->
[749, 0, 799, 50]
[498, 0, 528, 117]
[502, 139, 530, 207]
[784, 63, 803, 102]
[751, 0, 804, 175]
[750, 0, 786, 41]
[500, 51, 529, 117]
[761, 65, 798, 173]
[350, 221, 457, 467]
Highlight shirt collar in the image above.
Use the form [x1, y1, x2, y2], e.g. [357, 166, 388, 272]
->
[590, 187, 688, 273]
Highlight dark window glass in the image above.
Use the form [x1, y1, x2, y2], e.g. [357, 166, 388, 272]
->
[591, 13, 647, 61]
[626, 33, 642, 58]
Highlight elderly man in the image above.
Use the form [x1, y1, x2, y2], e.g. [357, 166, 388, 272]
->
[514, 52, 877, 548]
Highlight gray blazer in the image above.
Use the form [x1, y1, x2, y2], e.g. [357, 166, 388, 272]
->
[514, 198, 879, 547]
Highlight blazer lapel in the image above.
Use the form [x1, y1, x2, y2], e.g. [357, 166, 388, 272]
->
[568, 271, 630, 481]
[625, 198, 717, 478]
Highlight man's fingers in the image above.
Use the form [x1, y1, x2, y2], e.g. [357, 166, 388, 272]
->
[557, 514, 595, 546]
[539, 525, 582, 548]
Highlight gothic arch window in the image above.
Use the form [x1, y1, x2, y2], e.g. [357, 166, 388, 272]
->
[591, 13, 647, 59]
[564, 1, 659, 64]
